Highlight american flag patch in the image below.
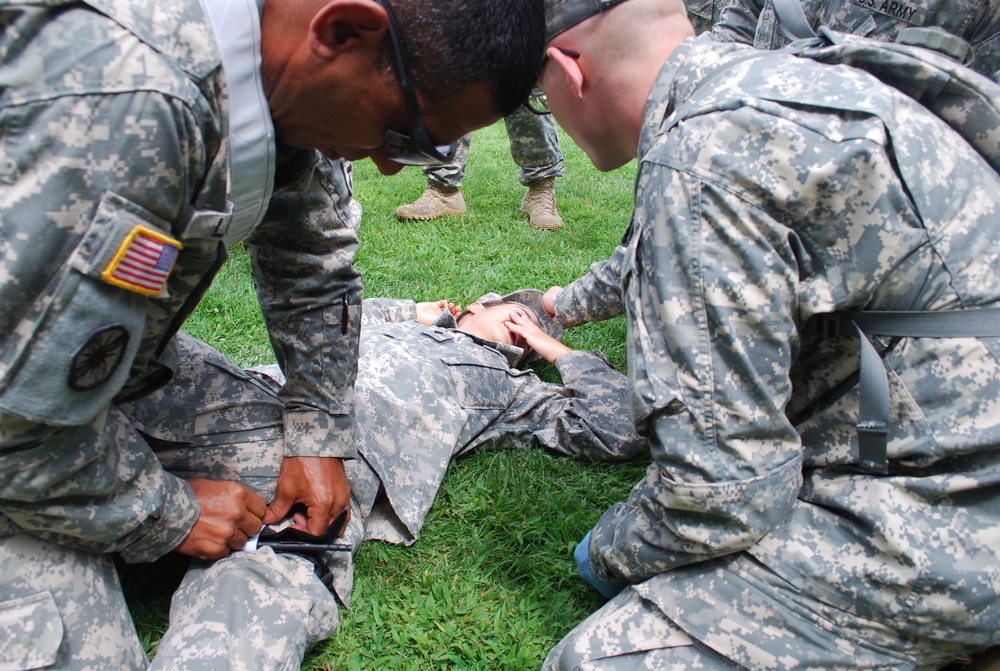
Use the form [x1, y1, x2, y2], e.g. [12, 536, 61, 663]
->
[101, 225, 182, 296]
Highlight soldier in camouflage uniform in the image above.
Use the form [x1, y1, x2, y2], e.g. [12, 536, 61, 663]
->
[394, 100, 567, 230]
[712, 0, 1000, 80]
[251, 293, 644, 558]
[0, 0, 546, 667]
[536, 0, 1000, 668]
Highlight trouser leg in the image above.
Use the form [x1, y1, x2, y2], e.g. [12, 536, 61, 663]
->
[0, 525, 148, 671]
[546, 552, 975, 671]
[503, 98, 565, 186]
[423, 134, 472, 190]
[542, 587, 736, 671]
[148, 549, 339, 671]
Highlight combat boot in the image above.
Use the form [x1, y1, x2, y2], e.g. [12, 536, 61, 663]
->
[519, 177, 564, 230]
[395, 183, 467, 220]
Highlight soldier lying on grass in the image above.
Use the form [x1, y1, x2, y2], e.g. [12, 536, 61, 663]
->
[124, 290, 646, 646]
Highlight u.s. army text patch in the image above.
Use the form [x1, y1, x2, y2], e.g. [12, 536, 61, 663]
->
[854, 0, 928, 25]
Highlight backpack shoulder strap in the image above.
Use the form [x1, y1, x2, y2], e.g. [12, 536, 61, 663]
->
[769, 0, 817, 40]
[766, 2, 1000, 473]
[837, 309, 1000, 474]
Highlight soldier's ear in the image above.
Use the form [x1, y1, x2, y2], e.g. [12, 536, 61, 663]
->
[466, 301, 485, 314]
[547, 46, 584, 98]
[309, 0, 388, 60]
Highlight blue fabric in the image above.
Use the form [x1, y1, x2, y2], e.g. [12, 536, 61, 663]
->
[575, 530, 628, 599]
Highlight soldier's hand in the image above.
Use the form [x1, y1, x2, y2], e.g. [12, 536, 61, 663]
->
[264, 456, 351, 537]
[175, 479, 266, 560]
[507, 311, 571, 364]
[417, 299, 461, 325]
[541, 286, 563, 317]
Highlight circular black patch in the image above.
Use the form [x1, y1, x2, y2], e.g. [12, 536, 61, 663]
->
[68, 324, 130, 391]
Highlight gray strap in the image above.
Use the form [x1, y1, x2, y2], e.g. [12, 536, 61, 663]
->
[843, 308, 1000, 473]
[769, 0, 817, 40]
[850, 309, 1000, 338]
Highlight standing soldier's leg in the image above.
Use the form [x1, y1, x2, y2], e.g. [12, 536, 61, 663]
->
[395, 135, 472, 220]
[505, 96, 566, 230]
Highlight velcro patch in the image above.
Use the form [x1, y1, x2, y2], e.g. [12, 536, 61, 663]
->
[854, 0, 928, 26]
[101, 225, 182, 296]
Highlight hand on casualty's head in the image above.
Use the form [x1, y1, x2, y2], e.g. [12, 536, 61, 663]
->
[542, 286, 563, 317]
[506, 310, 571, 364]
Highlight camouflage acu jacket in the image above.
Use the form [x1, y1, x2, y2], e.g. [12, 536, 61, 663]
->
[337, 299, 646, 545]
[557, 36, 1000, 645]
[0, 0, 362, 562]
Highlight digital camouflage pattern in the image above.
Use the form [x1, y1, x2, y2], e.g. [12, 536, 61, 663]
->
[685, 0, 731, 34]
[257, 297, 646, 548]
[713, 0, 1000, 80]
[547, 34, 1000, 668]
[422, 90, 565, 189]
[0, 0, 361, 667]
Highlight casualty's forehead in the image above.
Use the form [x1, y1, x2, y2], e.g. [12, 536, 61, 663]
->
[500, 301, 541, 325]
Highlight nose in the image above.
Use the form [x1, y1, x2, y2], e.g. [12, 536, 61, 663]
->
[368, 148, 406, 176]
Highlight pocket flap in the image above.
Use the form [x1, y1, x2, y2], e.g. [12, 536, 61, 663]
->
[0, 591, 63, 670]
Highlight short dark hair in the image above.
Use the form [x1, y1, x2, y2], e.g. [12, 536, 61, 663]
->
[381, 0, 546, 117]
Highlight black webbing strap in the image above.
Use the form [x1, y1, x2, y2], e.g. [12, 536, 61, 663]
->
[838, 308, 1000, 473]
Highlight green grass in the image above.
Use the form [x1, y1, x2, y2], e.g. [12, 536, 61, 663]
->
[132, 121, 645, 669]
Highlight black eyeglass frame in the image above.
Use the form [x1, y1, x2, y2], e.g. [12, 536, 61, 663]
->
[375, 0, 459, 165]
[524, 47, 581, 115]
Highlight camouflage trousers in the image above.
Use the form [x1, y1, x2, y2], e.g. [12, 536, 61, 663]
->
[0, 333, 364, 671]
[543, 553, 970, 671]
[424, 90, 565, 189]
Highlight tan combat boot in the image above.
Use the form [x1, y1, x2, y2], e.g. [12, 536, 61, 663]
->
[519, 177, 564, 230]
[395, 183, 467, 220]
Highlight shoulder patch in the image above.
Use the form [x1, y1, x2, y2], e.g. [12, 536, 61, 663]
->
[101, 225, 182, 296]
[69, 324, 131, 391]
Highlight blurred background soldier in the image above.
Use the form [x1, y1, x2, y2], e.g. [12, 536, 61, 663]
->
[395, 98, 567, 230]
[713, 0, 1000, 80]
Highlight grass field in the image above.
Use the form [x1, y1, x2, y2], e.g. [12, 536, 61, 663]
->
[125, 119, 648, 670]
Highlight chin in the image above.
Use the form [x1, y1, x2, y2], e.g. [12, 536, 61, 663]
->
[587, 148, 634, 173]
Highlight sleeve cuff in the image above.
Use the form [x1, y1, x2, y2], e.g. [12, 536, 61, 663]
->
[283, 409, 357, 459]
[554, 288, 589, 328]
[555, 350, 614, 378]
[118, 474, 200, 564]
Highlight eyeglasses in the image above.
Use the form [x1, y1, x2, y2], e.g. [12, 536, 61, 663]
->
[375, 0, 459, 165]
[524, 47, 581, 115]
